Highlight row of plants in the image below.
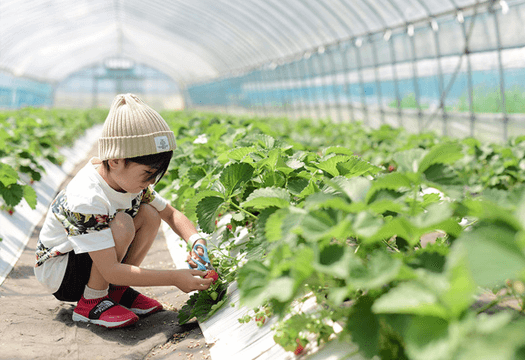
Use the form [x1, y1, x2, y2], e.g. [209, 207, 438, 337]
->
[0, 108, 107, 226]
[389, 85, 525, 114]
[158, 110, 525, 360]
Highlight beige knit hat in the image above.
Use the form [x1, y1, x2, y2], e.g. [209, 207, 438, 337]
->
[98, 94, 176, 160]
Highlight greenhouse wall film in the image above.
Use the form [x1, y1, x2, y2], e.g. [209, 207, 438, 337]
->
[3, 1, 525, 360]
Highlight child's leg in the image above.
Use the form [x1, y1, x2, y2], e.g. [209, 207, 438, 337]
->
[124, 203, 161, 266]
[86, 204, 160, 290]
[74, 204, 162, 326]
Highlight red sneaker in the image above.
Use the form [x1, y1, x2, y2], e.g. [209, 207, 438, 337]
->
[72, 296, 138, 328]
[109, 285, 163, 315]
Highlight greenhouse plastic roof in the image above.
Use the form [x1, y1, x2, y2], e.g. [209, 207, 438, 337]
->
[0, 0, 494, 85]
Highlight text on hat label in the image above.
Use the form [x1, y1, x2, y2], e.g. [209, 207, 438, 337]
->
[154, 136, 170, 152]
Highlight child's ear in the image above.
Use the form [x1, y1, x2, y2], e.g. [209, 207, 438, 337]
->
[107, 158, 124, 170]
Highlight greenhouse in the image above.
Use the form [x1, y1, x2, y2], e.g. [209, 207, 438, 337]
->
[2, 1, 525, 359]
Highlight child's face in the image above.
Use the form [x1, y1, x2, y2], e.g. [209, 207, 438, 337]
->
[104, 160, 157, 193]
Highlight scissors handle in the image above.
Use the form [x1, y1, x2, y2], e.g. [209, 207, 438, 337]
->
[188, 243, 210, 271]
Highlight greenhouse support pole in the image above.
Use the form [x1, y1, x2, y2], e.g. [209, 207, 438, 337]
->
[329, 44, 344, 123]
[251, 70, 259, 116]
[304, 54, 322, 120]
[281, 63, 293, 119]
[370, 34, 385, 125]
[431, 19, 447, 137]
[491, 3, 508, 141]
[284, 62, 299, 120]
[342, 44, 355, 122]
[317, 50, 332, 121]
[355, 39, 369, 126]
[275, 65, 286, 118]
[10, 87, 17, 109]
[292, 60, 307, 119]
[261, 66, 273, 117]
[92, 66, 98, 109]
[257, 69, 268, 117]
[387, 33, 403, 128]
[408, 26, 423, 133]
[459, 13, 475, 137]
[257, 69, 269, 117]
[311, 53, 326, 120]
[50, 84, 57, 108]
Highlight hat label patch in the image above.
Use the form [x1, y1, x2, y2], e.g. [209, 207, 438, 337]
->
[154, 135, 170, 152]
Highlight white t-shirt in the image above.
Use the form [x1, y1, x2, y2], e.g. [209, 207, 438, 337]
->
[34, 157, 168, 293]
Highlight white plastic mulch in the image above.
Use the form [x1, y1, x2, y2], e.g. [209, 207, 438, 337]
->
[0, 125, 103, 286]
[162, 218, 360, 360]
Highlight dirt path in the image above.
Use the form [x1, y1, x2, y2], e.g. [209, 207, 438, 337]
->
[0, 145, 210, 360]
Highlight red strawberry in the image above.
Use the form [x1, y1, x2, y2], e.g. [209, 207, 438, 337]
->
[227, 224, 232, 231]
[294, 339, 305, 355]
[204, 270, 219, 283]
[388, 165, 396, 172]
[255, 315, 265, 326]
[8, 209, 14, 216]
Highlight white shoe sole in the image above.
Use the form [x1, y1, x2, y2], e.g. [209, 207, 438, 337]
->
[72, 312, 137, 328]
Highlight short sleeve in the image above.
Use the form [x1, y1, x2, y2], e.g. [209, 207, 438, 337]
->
[141, 186, 168, 212]
[51, 190, 116, 253]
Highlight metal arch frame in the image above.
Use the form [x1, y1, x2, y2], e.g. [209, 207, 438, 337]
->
[222, 0, 316, 117]
[337, 1, 398, 125]
[335, 2, 371, 125]
[352, 1, 388, 124]
[211, 0, 295, 61]
[122, 4, 236, 73]
[127, 0, 261, 73]
[315, 1, 360, 122]
[489, 0, 509, 140]
[0, 1, 113, 51]
[297, 0, 343, 120]
[1, 27, 118, 81]
[233, 0, 305, 55]
[260, 0, 328, 118]
[265, 0, 325, 48]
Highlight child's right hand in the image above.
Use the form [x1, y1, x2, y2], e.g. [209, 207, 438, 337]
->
[174, 269, 213, 293]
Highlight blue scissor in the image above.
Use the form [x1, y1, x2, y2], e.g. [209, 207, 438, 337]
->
[189, 243, 215, 271]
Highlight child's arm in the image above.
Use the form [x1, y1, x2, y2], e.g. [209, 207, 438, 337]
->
[89, 247, 213, 292]
[159, 203, 207, 268]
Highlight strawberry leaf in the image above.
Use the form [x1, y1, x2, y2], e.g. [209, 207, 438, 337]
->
[22, 184, 37, 209]
[418, 143, 463, 174]
[316, 155, 351, 177]
[0, 183, 24, 207]
[228, 147, 256, 161]
[219, 163, 254, 197]
[185, 190, 224, 221]
[365, 173, 412, 203]
[0, 163, 19, 187]
[372, 282, 449, 318]
[196, 196, 225, 233]
[241, 187, 290, 209]
[336, 156, 383, 178]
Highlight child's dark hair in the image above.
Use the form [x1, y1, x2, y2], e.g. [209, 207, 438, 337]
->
[103, 151, 173, 184]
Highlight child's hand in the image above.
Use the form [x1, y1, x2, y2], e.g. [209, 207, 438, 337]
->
[187, 239, 207, 269]
[174, 269, 213, 293]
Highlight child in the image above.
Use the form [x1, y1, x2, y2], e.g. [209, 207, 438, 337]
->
[34, 94, 213, 328]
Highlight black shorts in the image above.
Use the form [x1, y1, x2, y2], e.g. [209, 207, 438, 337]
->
[53, 251, 93, 302]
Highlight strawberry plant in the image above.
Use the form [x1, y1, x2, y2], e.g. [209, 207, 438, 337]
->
[159, 111, 525, 359]
[0, 108, 106, 219]
[178, 273, 228, 324]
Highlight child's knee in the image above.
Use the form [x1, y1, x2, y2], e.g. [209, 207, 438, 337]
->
[110, 211, 135, 245]
[137, 204, 161, 228]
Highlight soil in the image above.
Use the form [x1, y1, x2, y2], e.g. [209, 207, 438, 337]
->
[0, 144, 211, 360]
